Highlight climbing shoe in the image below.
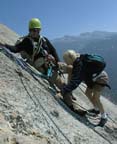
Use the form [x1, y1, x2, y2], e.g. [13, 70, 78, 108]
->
[97, 118, 107, 127]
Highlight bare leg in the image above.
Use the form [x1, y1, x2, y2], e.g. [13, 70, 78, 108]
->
[49, 70, 65, 89]
[93, 87, 107, 126]
[93, 91, 105, 113]
[67, 65, 73, 83]
[85, 87, 97, 108]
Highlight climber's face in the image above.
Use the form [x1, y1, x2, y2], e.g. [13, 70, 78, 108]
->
[29, 28, 41, 38]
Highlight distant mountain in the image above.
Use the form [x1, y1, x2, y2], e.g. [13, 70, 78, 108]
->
[52, 31, 117, 58]
[52, 31, 117, 104]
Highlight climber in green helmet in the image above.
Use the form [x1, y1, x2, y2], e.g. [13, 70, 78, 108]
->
[29, 18, 42, 29]
[0, 18, 64, 89]
[28, 18, 42, 39]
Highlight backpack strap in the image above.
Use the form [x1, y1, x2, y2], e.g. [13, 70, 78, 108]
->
[32, 36, 42, 61]
[29, 35, 48, 62]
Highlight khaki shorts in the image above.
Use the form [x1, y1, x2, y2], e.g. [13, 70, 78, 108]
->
[91, 71, 109, 92]
[93, 71, 109, 84]
[20, 51, 46, 72]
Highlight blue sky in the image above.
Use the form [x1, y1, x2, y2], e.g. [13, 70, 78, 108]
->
[0, 0, 117, 39]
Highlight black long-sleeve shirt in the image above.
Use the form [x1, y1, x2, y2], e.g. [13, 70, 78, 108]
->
[5, 35, 60, 62]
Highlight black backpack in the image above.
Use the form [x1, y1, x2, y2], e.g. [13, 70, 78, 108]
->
[81, 54, 106, 87]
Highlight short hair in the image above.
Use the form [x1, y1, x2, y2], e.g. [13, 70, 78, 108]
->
[63, 50, 80, 62]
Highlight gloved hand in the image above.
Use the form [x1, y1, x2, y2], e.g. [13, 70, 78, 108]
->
[46, 54, 55, 63]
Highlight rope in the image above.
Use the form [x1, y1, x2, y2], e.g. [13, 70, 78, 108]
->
[16, 67, 72, 144]
[107, 114, 117, 125]
[0, 47, 72, 144]
[0, 47, 116, 144]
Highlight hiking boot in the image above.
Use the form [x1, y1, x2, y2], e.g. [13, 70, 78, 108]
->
[72, 95, 76, 101]
[69, 106, 87, 116]
[87, 109, 100, 115]
[97, 118, 107, 127]
[74, 109, 87, 116]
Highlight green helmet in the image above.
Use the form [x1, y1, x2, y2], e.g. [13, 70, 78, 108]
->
[29, 18, 42, 29]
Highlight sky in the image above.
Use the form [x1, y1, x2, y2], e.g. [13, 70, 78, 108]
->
[0, 0, 117, 39]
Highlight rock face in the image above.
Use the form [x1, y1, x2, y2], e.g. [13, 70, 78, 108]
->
[0, 24, 19, 45]
[0, 24, 117, 144]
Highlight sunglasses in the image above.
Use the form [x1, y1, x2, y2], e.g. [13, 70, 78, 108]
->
[30, 28, 40, 33]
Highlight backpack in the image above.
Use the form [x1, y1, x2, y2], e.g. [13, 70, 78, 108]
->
[81, 54, 106, 87]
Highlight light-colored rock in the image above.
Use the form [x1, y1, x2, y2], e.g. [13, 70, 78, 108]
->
[0, 24, 117, 144]
[0, 24, 19, 45]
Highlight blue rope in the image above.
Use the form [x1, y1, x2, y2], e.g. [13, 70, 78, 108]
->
[1, 47, 58, 94]
[0, 47, 48, 79]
